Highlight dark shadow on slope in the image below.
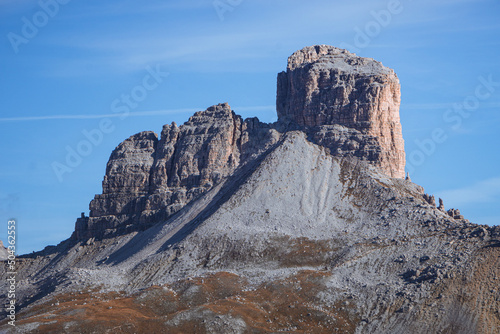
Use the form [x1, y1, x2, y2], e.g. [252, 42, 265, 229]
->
[19, 236, 74, 260]
[0, 272, 66, 319]
[105, 135, 286, 265]
[0, 238, 74, 315]
[484, 239, 500, 248]
[20, 239, 75, 285]
[103, 211, 182, 265]
[157, 138, 282, 253]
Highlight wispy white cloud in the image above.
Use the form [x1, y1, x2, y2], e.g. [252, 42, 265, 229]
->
[58, 0, 212, 19]
[0, 108, 199, 122]
[21, 0, 500, 78]
[40, 30, 279, 76]
[431, 23, 500, 34]
[0, 105, 275, 122]
[37, 2, 382, 74]
[437, 177, 500, 207]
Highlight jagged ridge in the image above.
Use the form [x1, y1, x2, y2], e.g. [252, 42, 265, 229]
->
[75, 45, 406, 241]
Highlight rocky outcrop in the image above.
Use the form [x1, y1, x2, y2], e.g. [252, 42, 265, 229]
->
[74, 45, 408, 241]
[5, 46, 500, 334]
[438, 198, 445, 211]
[75, 103, 280, 240]
[447, 208, 465, 220]
[423, 193, 436, 206]
[277, 45, 405, 178]
[87, 131, 158, 217]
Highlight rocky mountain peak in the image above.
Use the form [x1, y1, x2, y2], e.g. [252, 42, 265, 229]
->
[286, 45, 392, 74]
[277, 45, 405, 178]
[4, 46, 500, 334]
[74, 45, 406, 241]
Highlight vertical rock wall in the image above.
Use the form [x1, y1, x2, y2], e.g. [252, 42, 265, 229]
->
[75, 103, 280, 240]
[277, 45, 405, 178]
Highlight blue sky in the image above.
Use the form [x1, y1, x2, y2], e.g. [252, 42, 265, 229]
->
[1, 0, 499, 254]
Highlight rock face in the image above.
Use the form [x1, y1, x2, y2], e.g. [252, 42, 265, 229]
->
[277, 45, 405, 178]
[75, 103, 280, 240]
[74, 45, 407, 241]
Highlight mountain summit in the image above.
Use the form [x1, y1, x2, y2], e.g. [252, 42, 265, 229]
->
[75, 45, 405, 242]
[277, 45, 405, 178]
[2, 46, 498, 333]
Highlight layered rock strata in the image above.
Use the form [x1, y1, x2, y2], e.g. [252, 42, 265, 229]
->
[277, 45, 405, 178]
[74, 103, 280, 240]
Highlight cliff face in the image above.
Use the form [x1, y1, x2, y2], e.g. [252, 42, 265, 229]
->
[277, 45, 405, 178]
[74, 45, 407, 241]
[75, 103, 280, 240]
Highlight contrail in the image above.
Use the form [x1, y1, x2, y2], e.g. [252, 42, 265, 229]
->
[0, 106, 275, 122]
[0, 109, 199, 122]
